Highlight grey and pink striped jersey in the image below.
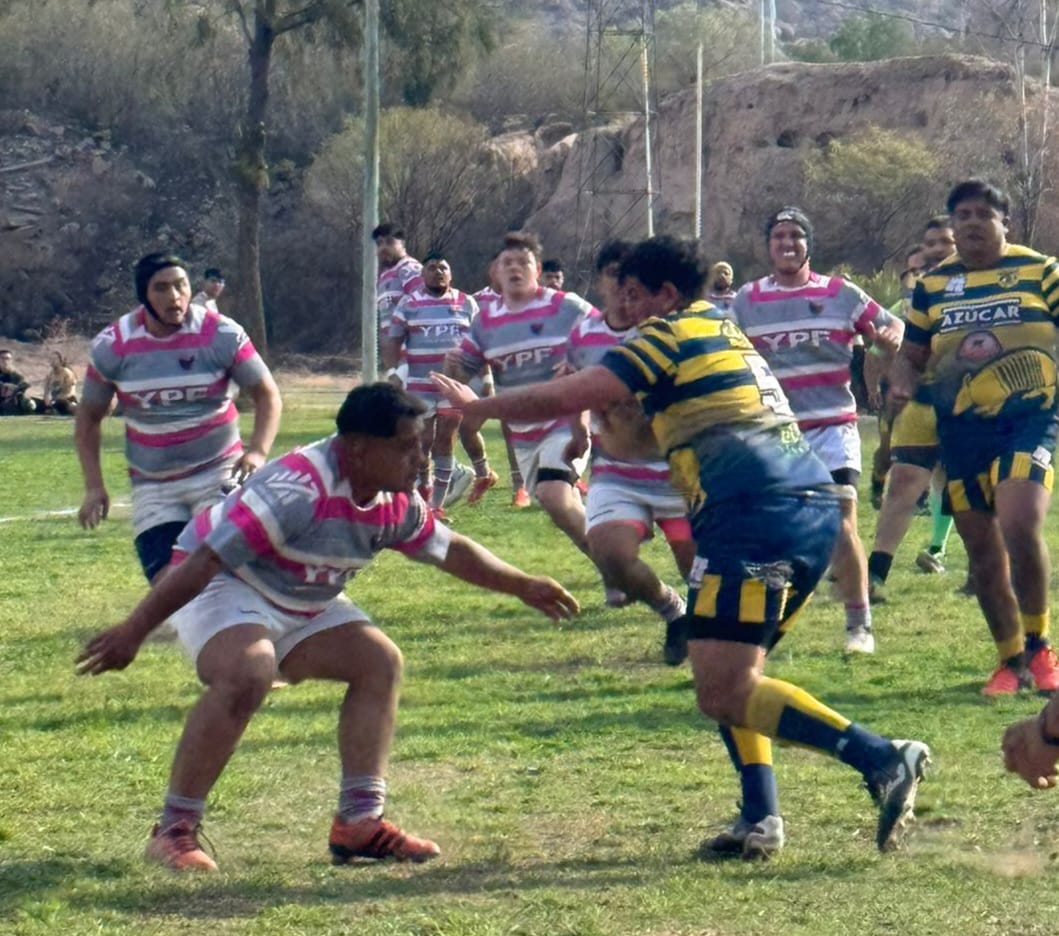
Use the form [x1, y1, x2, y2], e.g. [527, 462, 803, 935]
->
[389, 287, 479, 404]
[566, 309, 674, 495]
[172, 436, 451, 615]
[377, 256, 423, 328]
[472, 286, 500, 317]
[732, 272, 893, 429]
[82, 305, 271, 484]
[453, 287, 594, 446]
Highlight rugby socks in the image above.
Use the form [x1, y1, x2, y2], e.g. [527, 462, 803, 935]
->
[718, 725, 779, 824]
[744, 677, 894, 775]
[432, 455, 454, 509]
[928, 490, 952, 555]
[845, 603, 872, 635]
[1022, 611, 1050, 651]
[338, 775, 387, 821]
[472, 456, 491, 479]
[996, 633, 1026, 663]
[160, 792, 206, 830]
[649, 585, 686, 623]
[867, 551, 893, 584]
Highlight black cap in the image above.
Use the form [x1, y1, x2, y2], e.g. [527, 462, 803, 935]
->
[765, 206, 813, 255]
[204, 267, 223, 281]
[134, 252, 187, 311]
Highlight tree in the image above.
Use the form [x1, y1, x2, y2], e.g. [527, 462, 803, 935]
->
[307, 107, 500, 258]
[969, 0, 1059, 243]
[829, 13, 917, 62]
[173, 0, 492, 357]
[804, 126, 941, 268]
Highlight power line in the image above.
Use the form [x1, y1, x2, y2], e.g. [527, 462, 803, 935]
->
[811, 0, 1058, 51]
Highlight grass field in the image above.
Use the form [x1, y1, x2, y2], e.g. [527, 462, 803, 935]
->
[3, 383, 1059, 935]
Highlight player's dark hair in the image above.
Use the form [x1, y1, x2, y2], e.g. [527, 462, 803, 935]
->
[204, 267, 223, 280]
[500, 231, 543, 262]
[594, 239, 633, 273]
[923, 215, 951, 233]
[134, 253, 187, 313]
[422, 251, 448, 265]
[336, 383, 426, 438]
[541, 258, 563, 274]
[618, 236, 709, 304]
[945, 179, 1009, 216]
[372, 223, 406, 242]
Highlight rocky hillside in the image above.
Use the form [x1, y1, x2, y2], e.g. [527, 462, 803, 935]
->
[1, 53, 1053, 344]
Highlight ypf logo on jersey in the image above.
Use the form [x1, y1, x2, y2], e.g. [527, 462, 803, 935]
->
[1032, 446, 1053, 470]
[944, 274, 966, 297]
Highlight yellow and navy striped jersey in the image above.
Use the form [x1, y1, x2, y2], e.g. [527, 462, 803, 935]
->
[600, 302, 833, 508]
[905, 243, 1059, 423]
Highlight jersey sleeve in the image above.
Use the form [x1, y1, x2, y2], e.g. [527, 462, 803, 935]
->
[452, 315, 487, 376]
[388, 296, 412, 339]
[196, 454, 321, 569]
[388, 492, 452, 563]
[599, 317, 679, 395]
[81, 325, 120, 408]
[216, 314, 270, 389]
[904, 281, 933, 347]
[844, 280, 892, 335]
[1042, 256, 1059, 321]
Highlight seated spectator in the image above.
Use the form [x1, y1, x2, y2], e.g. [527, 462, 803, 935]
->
[44, 351, 79, 415]
[0, 348, 36, 414]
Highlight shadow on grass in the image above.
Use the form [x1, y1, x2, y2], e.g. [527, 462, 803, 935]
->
[47, 849, 878, 920]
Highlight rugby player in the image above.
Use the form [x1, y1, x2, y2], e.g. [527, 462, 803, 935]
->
[566, 240, 692, 662]
[891, 179, 1059, 695]
[732, 208, 902, 654]
[433, 235, 930, 857]
[447, 231, 595, 553]
[76, 383, 579, 871]
[383, 251, 497, 516]
[868, 217, 958, 601]
[75, 253, 282, 582]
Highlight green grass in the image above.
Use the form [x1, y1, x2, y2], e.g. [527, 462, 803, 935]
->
[3, 394, 1059, 935]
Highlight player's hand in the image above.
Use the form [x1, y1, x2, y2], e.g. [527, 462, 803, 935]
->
[75, 621, 145, 676]
[78, 486, 110, 529]
[1002, 716, 1059, 789]
[430, 372, 480, 410]
[232, 448, 267, 484]
[518, 576, 581, 622]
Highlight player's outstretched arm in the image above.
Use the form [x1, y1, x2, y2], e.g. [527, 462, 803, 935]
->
[439, 532, 580, 623]
[75, 545, 224, 676]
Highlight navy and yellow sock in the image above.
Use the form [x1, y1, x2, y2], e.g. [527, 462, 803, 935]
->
[718, 725, 779, 823]
[743, 677, 893, 776]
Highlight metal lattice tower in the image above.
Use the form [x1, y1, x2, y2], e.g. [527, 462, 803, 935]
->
[573, 0, 659, 287]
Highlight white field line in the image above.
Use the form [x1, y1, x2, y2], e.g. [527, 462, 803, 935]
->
[0, 501, 132, 524]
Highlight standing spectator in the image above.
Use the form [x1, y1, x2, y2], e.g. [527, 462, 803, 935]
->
[191, 268, 225, 313]
[75, 253, 282, 582]
[0, 348, 36, 414]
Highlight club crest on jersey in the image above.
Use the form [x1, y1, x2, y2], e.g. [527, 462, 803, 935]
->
[998, 271, 1019, 288]
[944, 275, 966, 297]
[531, 322, 544, 334]
[179, 356, 195, 370]
[688, 555, 709, 588]
[808, 301, 824, 316]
